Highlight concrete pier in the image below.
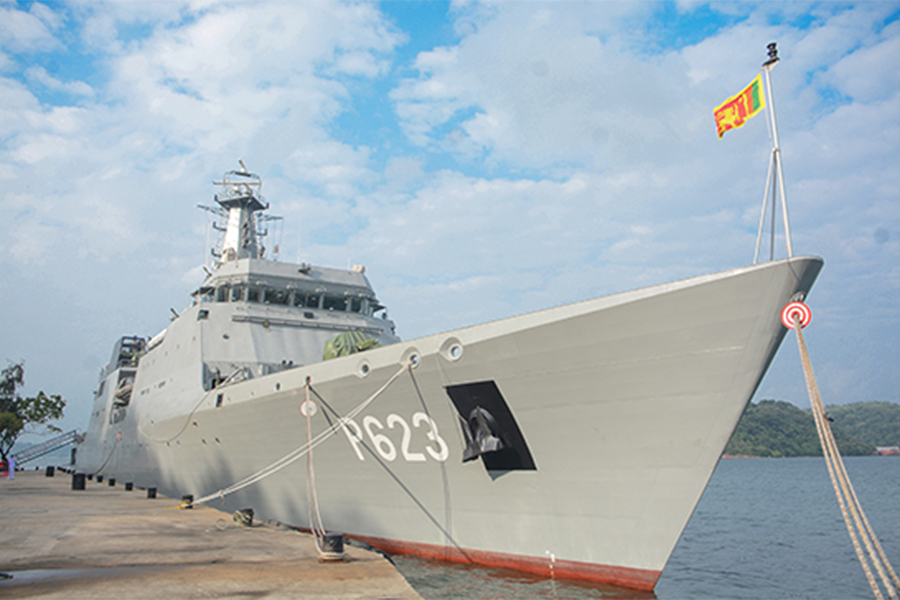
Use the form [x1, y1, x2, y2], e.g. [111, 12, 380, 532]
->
[0, 470, 421, 599]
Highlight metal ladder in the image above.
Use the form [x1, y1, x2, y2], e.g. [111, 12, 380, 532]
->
[14, 430, 82, 465]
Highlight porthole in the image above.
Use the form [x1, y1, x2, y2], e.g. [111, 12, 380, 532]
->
[275, 382, 281, 391]
[401, 347, 421, 369]
[356, 360, 372, 379]
[440, 337, 464, 362]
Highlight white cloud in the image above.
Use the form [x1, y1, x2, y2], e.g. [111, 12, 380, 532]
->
[0, 1, 898, 436]
[24, 66, 94, 97]
[0, 2, 60, 52]
[393, 3, 716, 172]
[826, 22, 900, 103]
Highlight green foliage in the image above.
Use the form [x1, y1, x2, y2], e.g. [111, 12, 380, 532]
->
[724, 399, 876, 458]
[0, 361, 65, 461]
[826, 402, 900, 447]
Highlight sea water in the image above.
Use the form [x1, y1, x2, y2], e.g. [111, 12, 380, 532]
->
[392, 457, 900, 599]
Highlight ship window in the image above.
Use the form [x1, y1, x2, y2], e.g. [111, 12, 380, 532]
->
[264, 288, 289, 305]
[350, 297, 363, 313]
[231, 286, 244, 302]
[292, 291, 320, 308]
[216, 286, 229, 302]
[323, 295, 347, 311]
[247, 286, 260, 303]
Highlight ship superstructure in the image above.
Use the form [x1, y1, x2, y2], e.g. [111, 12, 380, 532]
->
[80, 163, 399, 474]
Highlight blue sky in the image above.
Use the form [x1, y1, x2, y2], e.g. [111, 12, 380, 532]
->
[1, 0, 898, 441]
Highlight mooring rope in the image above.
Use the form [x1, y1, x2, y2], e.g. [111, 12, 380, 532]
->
[791, 309, 899, 600]
[90, 432, 119, 476]
[138, 367, 253, 444]
[304, 378, 344, 560]
[191, 361, 411, 507]
[137, 390, 211, 443]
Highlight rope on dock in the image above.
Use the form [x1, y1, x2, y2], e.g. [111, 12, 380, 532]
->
[304, 377, 344, 561]
[789, 306, 899, 600]
[191, 360, 412, 508]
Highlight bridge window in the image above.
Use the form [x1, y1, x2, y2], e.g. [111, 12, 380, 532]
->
[247, 286, 260, 303]
[323, 295, 347, 311]
[293, 293, 320, 309]
[231, 286, 244, 302]
[216, 286, 230, 302]
[264, 288, 289, 305]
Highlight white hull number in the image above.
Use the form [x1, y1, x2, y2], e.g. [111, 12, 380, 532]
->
[342, 412, 449, 462]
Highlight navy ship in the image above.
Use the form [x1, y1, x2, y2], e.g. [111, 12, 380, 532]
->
[77, 162, 822, 590]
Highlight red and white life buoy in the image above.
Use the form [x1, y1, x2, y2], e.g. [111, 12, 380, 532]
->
[781, 301, 812, 329]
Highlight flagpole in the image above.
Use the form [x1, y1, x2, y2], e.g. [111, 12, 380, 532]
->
[753, 149, 774, 264]
[761, 42, 794, 258]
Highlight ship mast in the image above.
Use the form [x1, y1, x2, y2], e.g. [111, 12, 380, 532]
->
[754, 43, 794, 264]
[211, 160, 268, 262]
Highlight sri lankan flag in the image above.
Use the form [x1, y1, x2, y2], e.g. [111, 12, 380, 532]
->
[714, 73, 766, 139]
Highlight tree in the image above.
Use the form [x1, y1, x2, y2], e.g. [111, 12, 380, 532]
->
[724, 399, 875, 457]
[827, 401, 900, 447]
[0, 361, 65, 462]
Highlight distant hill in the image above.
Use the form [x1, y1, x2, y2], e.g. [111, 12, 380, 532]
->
[723, 399, 893, 458]
[826, 402, 900, 448]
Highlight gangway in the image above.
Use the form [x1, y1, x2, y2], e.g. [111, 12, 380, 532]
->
[14, 430, 82, 465]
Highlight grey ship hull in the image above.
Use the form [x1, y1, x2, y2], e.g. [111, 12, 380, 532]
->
[77, 256, 822, 590]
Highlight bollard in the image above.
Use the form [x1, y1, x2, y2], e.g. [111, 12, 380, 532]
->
[234, 508, 254, 527]
[87, 474, 93, 481]
[45, 466, 55, 477]
[97, 475, 103, 483]
[147, 487, 157, 499]
[108, 477, 116, 487]
[125, 482, 133, 491]
[72, 473, 86, 490]
[181, 494, 194, 508]
[321, 532, 345, 556]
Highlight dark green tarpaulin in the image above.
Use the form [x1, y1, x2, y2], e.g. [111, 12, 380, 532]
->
[322, 330, 381, 361]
